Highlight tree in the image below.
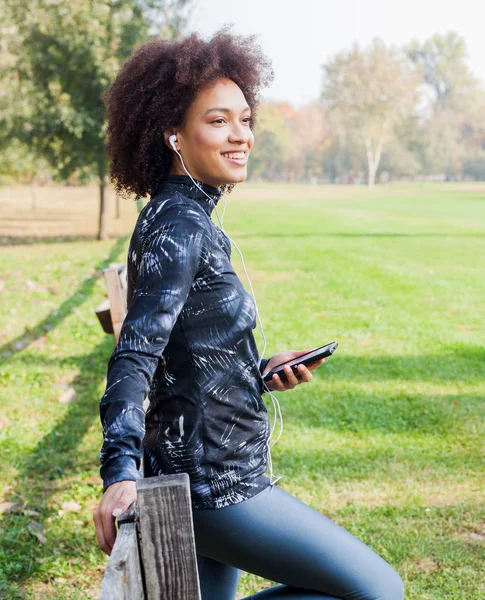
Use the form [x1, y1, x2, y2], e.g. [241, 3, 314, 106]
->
[248, 102, 292, 181]
[407, 31, 477, 106]
[461, 88, 485, 180]
[280, 101, 330, 182]
[407, 32, 484, 180]
[321, 38, 419, 187]
[3, 0, 191, 239]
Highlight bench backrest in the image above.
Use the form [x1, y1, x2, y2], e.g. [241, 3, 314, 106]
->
[103, 264, 128, 343]
[100, 474, 201, 600]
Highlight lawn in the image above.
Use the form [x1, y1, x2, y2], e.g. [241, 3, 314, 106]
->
[0, 182, 484, 599]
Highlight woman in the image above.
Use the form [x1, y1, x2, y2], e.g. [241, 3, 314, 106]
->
[93, 28, 404, 600]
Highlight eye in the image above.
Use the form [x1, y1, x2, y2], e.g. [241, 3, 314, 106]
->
[211, 118, 225, 124]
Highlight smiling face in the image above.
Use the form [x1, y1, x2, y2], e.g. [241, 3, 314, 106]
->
[165, 77, 255, 188]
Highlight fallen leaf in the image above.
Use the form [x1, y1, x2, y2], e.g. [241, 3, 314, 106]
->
[61, 500, 81, 513]
[0, 501, 23, 513]
[58, 387, 77, 404]
[28, 521, 47, 544]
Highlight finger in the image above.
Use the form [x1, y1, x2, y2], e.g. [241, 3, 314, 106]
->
[307, 358, 325, 371]
[111, 486, 137, 517]
[271, 373, 286, 391]
[100, 509, 116, 554]
[296, 363, 313, 382]
[283, 365, 298, 388]
[105, 491, 135, 546]
[94, 509, 112, 556]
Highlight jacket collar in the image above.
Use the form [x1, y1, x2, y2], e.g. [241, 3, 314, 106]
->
[154, 174, 222, 217]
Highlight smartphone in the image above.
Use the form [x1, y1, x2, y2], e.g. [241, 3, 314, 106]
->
[262, 341, 338, 383]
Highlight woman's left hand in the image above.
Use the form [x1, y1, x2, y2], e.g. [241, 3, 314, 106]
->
[262, 348, 325, 392]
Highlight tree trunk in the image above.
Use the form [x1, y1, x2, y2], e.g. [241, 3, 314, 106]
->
[367, 157, 377, 188]
[98, 176, 110, 240]
[30, 181, 37, 211]
[115, 193, 120, 219]
[365, 137, 383, 188]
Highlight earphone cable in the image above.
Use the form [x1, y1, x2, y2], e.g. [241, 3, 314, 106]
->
[172, 146, 284, 483]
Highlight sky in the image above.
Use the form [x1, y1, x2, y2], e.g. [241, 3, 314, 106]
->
[189, 0, 485, 107]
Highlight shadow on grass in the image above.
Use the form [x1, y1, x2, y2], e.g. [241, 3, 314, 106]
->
[319, 345, 485, 384]
[272, 345, 485, 436]
[276, 418, 483, 483]
[0, 337, 113, 598]
[0, 237, 129, 596]
[284, 387, 484, 438]
[0, 235, 128, 359]
[2, 231, 484, 249]
[8, 343, 483, 382]
[235, 232, 485, 239]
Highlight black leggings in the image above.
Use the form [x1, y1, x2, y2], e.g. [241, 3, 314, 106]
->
[192, 484, 404, 600]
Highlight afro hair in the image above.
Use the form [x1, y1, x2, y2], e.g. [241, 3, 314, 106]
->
[103, 26, 274, 198]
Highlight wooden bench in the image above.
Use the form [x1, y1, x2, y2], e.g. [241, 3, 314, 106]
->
[100, 474, 201, 600]
[94, 263, 128, 344]
[95, 265, 201, 599]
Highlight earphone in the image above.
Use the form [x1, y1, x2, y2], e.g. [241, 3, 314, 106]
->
[169, 134, 178, 152]
[168, 133, 283, 486]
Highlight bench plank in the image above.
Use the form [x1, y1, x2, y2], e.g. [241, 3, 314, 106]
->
[103, 266, 127, 343]
[99, 505, 145, 599]
[137, 474, 201, 600]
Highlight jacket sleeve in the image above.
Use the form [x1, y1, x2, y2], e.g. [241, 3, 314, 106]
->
[99, 207, 211, 492]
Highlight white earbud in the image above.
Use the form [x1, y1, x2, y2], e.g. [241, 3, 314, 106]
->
[169, 134, 177, 152]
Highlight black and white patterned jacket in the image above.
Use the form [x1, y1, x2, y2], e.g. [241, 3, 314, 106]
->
[99, 174, 272, 509]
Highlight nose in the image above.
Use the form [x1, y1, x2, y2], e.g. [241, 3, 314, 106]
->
[228, 121, 252, 146]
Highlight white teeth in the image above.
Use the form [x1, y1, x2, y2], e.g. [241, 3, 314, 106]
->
[222, 153, 245, 159]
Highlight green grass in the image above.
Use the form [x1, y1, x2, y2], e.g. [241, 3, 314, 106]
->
[0, 182, 484, 599]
